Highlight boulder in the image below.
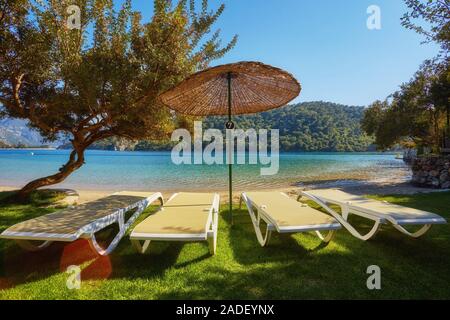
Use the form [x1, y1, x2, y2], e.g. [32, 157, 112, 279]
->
[430, 170, 439, 177]
[410, 155, 450, 189]
[430, 178, 440, 187]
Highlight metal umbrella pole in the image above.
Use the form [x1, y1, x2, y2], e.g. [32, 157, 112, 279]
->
[226, 72, 234, 223]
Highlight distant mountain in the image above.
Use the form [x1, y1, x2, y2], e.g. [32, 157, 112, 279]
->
[3, 102, 374, 151]
[0, 118, 59, 147]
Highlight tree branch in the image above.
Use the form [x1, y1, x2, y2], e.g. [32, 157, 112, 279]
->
[12, 74, 25, 111]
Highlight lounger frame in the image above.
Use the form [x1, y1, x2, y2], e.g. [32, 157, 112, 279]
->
[130, 193, 220, 255]
[1, 192, 164, 256]
[239, 192, 341, 247]
[299, 190, 445, 241]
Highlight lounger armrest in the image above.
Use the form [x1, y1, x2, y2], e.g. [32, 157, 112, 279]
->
[146, 192, 164, 207]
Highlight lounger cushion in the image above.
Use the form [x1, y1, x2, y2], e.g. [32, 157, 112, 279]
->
[131, 193, 215, 236]
[245, 192, 338, 230]
[0, 191, 153, 241]
[305, 189, 446, 224]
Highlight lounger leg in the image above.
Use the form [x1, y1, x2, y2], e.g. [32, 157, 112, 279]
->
[240, 194, 273, 247]
[87, 195, 164, 256]
[299, 191, 382, 241]
[86, 211, 126, 256]
[315, 230, 336, 243]
[341, 206, 350, 221]
[263, 228, 272, 247]
[207, 232, 217, 255]
[393, 224, 432, 238]
[333, 207, 381, 241]
[131, 239, 151, 254]
[15, 239, 53, 252]
[207, 204, 219, 255]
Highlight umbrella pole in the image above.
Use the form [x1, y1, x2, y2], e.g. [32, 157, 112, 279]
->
[227, 72, 233, 224]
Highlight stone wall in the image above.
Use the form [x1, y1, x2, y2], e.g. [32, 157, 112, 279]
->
[411, 155, 450, 189]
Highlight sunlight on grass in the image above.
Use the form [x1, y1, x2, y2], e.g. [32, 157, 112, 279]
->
[0, 191, 449, 299]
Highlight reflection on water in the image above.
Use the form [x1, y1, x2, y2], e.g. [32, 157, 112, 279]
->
[0, 150, 409, 191]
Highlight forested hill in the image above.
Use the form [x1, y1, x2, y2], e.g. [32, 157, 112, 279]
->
[54, 102, 374, 152]
[203, 102, 373, 152]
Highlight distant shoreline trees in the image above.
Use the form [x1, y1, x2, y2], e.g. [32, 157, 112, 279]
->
[58, 102, 375, 153]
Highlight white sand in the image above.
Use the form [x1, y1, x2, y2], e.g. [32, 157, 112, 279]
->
[1, 174, 444, 206]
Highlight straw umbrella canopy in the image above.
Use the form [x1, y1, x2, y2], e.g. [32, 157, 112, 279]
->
[159, 61, 301, 219]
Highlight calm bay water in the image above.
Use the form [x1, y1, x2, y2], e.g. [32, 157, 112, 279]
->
[0, 150, 408, 191]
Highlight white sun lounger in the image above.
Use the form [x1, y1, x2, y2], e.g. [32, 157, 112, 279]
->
[0, 192, 164, 255]
[239, 192, 341, 247]
[130, 193, 220, 255]
[299, 189, 447, 241]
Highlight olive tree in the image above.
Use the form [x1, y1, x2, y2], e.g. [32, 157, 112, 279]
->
[0, 0, 237, 197]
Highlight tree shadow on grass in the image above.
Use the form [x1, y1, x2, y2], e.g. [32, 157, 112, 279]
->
[152, 232, 450, 299]
[107, 244, 182, 280]
[0, 237, 187, 288]
[0, 242, 64, 290]
[358, 224, 450, 266]
[152, 253, 377, 300]
[1, 238, 133, 289]
[174, 253, 211, 269]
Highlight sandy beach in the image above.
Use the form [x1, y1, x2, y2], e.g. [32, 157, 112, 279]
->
[0, 167, 442, 205]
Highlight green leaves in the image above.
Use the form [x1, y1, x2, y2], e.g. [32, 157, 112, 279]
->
[362, 59, 449, 151]
[0, 0, 236, 142]
[364, 1, 449, 151]
[401, 0, 450, 53]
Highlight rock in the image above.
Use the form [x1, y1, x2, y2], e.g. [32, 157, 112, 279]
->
[430, 178, 441, 188]
[430, 178, 440, 187]
[430, 170, 439, 177]
[411, 155, 450, 189]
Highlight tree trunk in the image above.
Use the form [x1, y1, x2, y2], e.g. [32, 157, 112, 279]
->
[17, 145, 87, 200]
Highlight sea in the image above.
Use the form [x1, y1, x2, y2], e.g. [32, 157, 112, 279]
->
[0, 150, 409, 192]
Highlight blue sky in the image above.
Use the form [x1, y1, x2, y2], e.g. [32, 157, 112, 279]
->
[129, 0, 439, 106]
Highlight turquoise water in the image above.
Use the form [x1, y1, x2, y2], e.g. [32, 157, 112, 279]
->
[0, 150, 407, 191]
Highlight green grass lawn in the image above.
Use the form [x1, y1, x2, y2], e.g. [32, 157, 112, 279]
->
[0, 190, 449, 299]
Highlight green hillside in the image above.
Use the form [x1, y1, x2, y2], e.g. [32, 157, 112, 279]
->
[204, 102, 373, 152]
[58, 102, 374, 152]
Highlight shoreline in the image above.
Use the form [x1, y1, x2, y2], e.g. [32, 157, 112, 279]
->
[1, 169, 445, 204]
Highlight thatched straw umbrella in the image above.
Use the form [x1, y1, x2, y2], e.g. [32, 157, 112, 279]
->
[159, 61, 301, 219]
